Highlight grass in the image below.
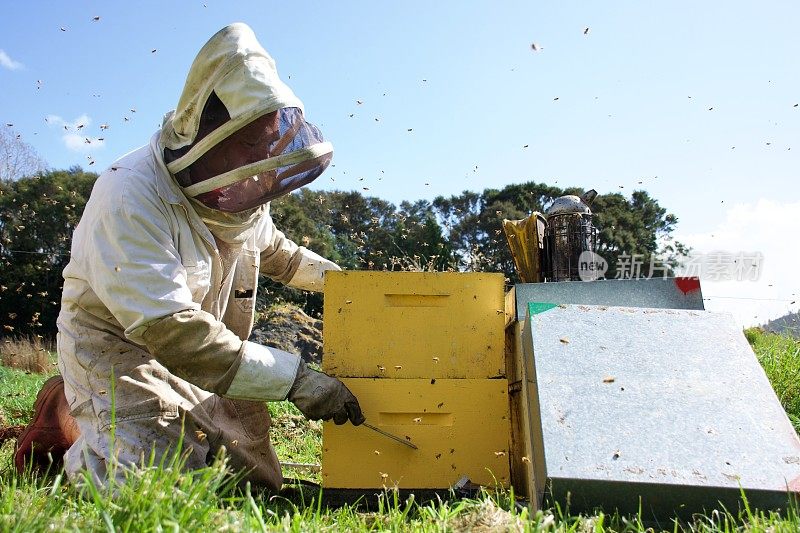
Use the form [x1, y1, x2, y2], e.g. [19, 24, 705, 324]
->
[0, 364, 56, 427]
[745, 328, 800, 432]
[0, 331, 798, 531]
[0, 335, 55, 374]
[267, 401, 322, 484]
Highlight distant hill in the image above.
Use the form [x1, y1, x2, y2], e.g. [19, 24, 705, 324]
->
[763, 311, 800, 338]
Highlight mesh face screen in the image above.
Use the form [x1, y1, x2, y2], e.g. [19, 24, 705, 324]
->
[189, 107, 332, 212]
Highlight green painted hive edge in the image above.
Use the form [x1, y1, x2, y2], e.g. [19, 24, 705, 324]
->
[527, 301, 559, 316]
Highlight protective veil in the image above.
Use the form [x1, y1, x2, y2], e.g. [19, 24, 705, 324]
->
[160, 24, 333, 213]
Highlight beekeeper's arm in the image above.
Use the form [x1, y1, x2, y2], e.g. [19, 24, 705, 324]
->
[78, 173, 280, 396]
[243, 209, 363, 425]
[81, 173, 362, 425]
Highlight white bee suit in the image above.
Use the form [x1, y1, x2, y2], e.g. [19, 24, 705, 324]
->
[57, 23, 338, 489]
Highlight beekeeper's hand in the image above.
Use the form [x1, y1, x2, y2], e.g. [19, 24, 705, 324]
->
[288, 362, 365, 425]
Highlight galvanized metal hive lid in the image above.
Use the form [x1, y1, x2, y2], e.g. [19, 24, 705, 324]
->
[513, 277, 705, 321]
[522, 303, 800, 514]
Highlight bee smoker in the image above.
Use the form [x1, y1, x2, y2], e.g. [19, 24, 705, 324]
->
[544, 190, 598, 281]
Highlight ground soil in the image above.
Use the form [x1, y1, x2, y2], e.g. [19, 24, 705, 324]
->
[249, 304, 323, 365]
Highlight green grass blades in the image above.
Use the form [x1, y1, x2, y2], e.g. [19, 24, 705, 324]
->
[0, 330, 799, 531]
[746, 328, 800, 431]
[268, 400, 322, 484]
[0, 364, 55, 426]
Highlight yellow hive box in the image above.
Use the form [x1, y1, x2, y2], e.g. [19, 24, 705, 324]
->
[322, 271, 511, 490]
[323, 271, 506, 379]
[322, 378, 510, 489]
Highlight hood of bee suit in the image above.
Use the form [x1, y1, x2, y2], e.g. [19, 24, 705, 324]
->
[159, 22, 332, 231]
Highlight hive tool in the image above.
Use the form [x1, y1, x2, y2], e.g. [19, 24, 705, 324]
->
[362, 422, 418, 450]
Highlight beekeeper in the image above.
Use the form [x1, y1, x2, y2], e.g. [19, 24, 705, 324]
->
[14, 23, 364, 490]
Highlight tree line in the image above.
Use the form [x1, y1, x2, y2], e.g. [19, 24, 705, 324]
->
[1, 168, 686, 336]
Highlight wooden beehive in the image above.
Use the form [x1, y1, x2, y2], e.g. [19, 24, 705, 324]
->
[322, 271, 511, 489]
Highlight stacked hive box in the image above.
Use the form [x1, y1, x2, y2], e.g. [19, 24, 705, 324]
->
[322, 271, 510, 489]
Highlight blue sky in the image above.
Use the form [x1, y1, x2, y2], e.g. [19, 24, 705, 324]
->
[1, 1, 798, 326]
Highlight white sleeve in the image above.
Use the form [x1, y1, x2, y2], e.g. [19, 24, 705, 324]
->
[224, 342, 302, 401]
[287, 248, 341, 292]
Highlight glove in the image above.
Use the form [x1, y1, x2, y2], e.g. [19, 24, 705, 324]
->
[287, 362, 365, 426]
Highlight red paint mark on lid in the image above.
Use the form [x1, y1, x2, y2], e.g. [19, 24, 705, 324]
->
[675, 277, 701, 295]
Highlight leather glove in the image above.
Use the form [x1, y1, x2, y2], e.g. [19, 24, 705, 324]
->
[287, 362, 365, 425]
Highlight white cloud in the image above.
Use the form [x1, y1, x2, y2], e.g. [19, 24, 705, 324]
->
[0, 49, 23, 70]
[674, 199, 799, 328]
[46, 114, 106, 153]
